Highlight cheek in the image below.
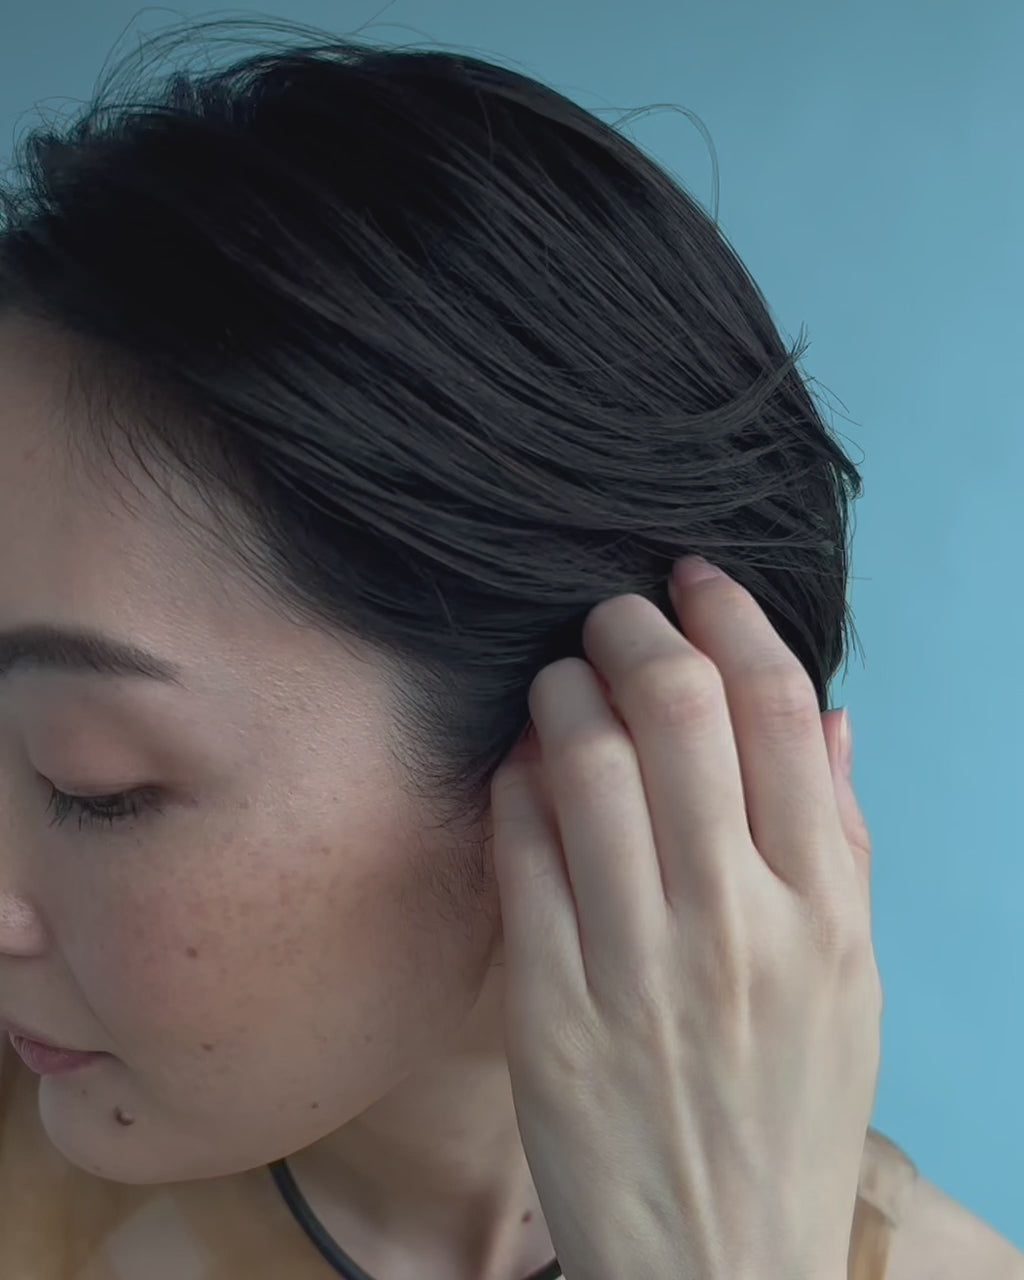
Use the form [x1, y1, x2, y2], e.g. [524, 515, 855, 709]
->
[31, 814, 505, 1184]
[57, 831, 339, 1050]
[61, 822, 431, 1063]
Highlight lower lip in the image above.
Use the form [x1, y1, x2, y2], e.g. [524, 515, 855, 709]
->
[9, 1032, 108, 1075]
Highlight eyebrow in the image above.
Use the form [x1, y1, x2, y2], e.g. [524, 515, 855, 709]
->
[0, 625, 185, 685]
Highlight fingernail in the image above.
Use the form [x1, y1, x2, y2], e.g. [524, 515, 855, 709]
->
[839, 708, 853, 775]
[673, 555, 723, 587]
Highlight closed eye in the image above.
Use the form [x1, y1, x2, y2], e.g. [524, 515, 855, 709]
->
[44, 782, 164, 831]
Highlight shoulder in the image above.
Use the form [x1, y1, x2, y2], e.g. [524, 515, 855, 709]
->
[875, 1135, 1024, 1280]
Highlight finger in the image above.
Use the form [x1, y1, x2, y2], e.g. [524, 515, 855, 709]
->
[489, 729, 586, 996]
[580, 594, 762, 909]
[667, 559, 853, 898]
[525, 658, 668, 970]
[822, 708, 873, 916]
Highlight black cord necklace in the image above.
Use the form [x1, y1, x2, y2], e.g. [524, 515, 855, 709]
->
[268, 1159, 563, 1280]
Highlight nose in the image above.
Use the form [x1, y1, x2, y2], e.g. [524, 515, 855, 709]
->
[0, 758, 49, 956]
[0, 891, 48, 957]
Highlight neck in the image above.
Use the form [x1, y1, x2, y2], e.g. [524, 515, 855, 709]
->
[278, 956, 557, 1280]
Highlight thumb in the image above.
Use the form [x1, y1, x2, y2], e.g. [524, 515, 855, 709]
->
[822, 708, 873, 906]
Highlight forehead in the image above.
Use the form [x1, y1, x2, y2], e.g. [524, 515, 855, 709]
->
[0, 314, 391, 731]
[0, 315, 202, 627]
[0, 317, 269, 708]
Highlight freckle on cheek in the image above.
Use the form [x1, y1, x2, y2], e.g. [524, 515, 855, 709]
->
[185, 947, 199, 958]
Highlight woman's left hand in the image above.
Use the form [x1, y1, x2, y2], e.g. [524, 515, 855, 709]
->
[490, 555, 879, 1280]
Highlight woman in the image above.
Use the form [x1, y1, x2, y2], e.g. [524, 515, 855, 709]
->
[0, 16, 1018, 1280]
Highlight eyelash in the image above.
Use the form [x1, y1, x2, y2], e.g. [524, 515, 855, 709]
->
[45, 783, 164, 831]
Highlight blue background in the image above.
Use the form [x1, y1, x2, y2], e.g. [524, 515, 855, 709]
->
[2, 0, 1021, 1250]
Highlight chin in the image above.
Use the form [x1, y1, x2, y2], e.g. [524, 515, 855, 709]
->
[35, 1088, 245, 1186]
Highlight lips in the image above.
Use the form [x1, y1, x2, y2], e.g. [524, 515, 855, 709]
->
[8, 1033, 108, 1076]
[0, 1016, 92, 1055]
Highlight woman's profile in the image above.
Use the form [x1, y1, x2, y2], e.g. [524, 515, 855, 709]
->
[0, 15, 1019, 1280]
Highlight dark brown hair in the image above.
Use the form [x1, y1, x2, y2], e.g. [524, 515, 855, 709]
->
[0, 16, 863, 843]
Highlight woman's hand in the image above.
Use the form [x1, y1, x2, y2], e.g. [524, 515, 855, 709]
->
[490, 555, 879, 1280]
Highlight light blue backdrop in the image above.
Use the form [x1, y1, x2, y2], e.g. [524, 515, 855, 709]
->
[3, 0, 1021, 1251]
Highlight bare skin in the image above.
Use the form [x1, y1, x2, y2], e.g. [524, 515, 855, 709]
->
[0, 313, 555, 1280]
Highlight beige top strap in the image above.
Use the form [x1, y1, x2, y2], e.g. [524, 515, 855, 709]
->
[849, 1128, 920, 1280]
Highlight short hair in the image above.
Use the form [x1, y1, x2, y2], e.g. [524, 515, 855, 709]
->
[0, 16, 862, 837]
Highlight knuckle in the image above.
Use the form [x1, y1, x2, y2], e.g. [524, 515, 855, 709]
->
[809, 905, 852, 957]
[528, 655, 589, 705]
[586, 593, 648, 631]
[804, 888, 873, 962]
[560, 726, 636, 787]
[848, 948, 885, 1020]
[743, 662, 820, 734]
[625, 652, 723, 729]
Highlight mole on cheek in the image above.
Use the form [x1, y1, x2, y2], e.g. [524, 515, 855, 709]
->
[113, 1106, 135, 1126]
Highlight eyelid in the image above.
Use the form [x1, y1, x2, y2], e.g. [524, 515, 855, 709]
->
[44, 780, 165, 830]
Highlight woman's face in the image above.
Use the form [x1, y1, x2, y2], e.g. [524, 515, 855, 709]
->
[0, 315, 505, 1186]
